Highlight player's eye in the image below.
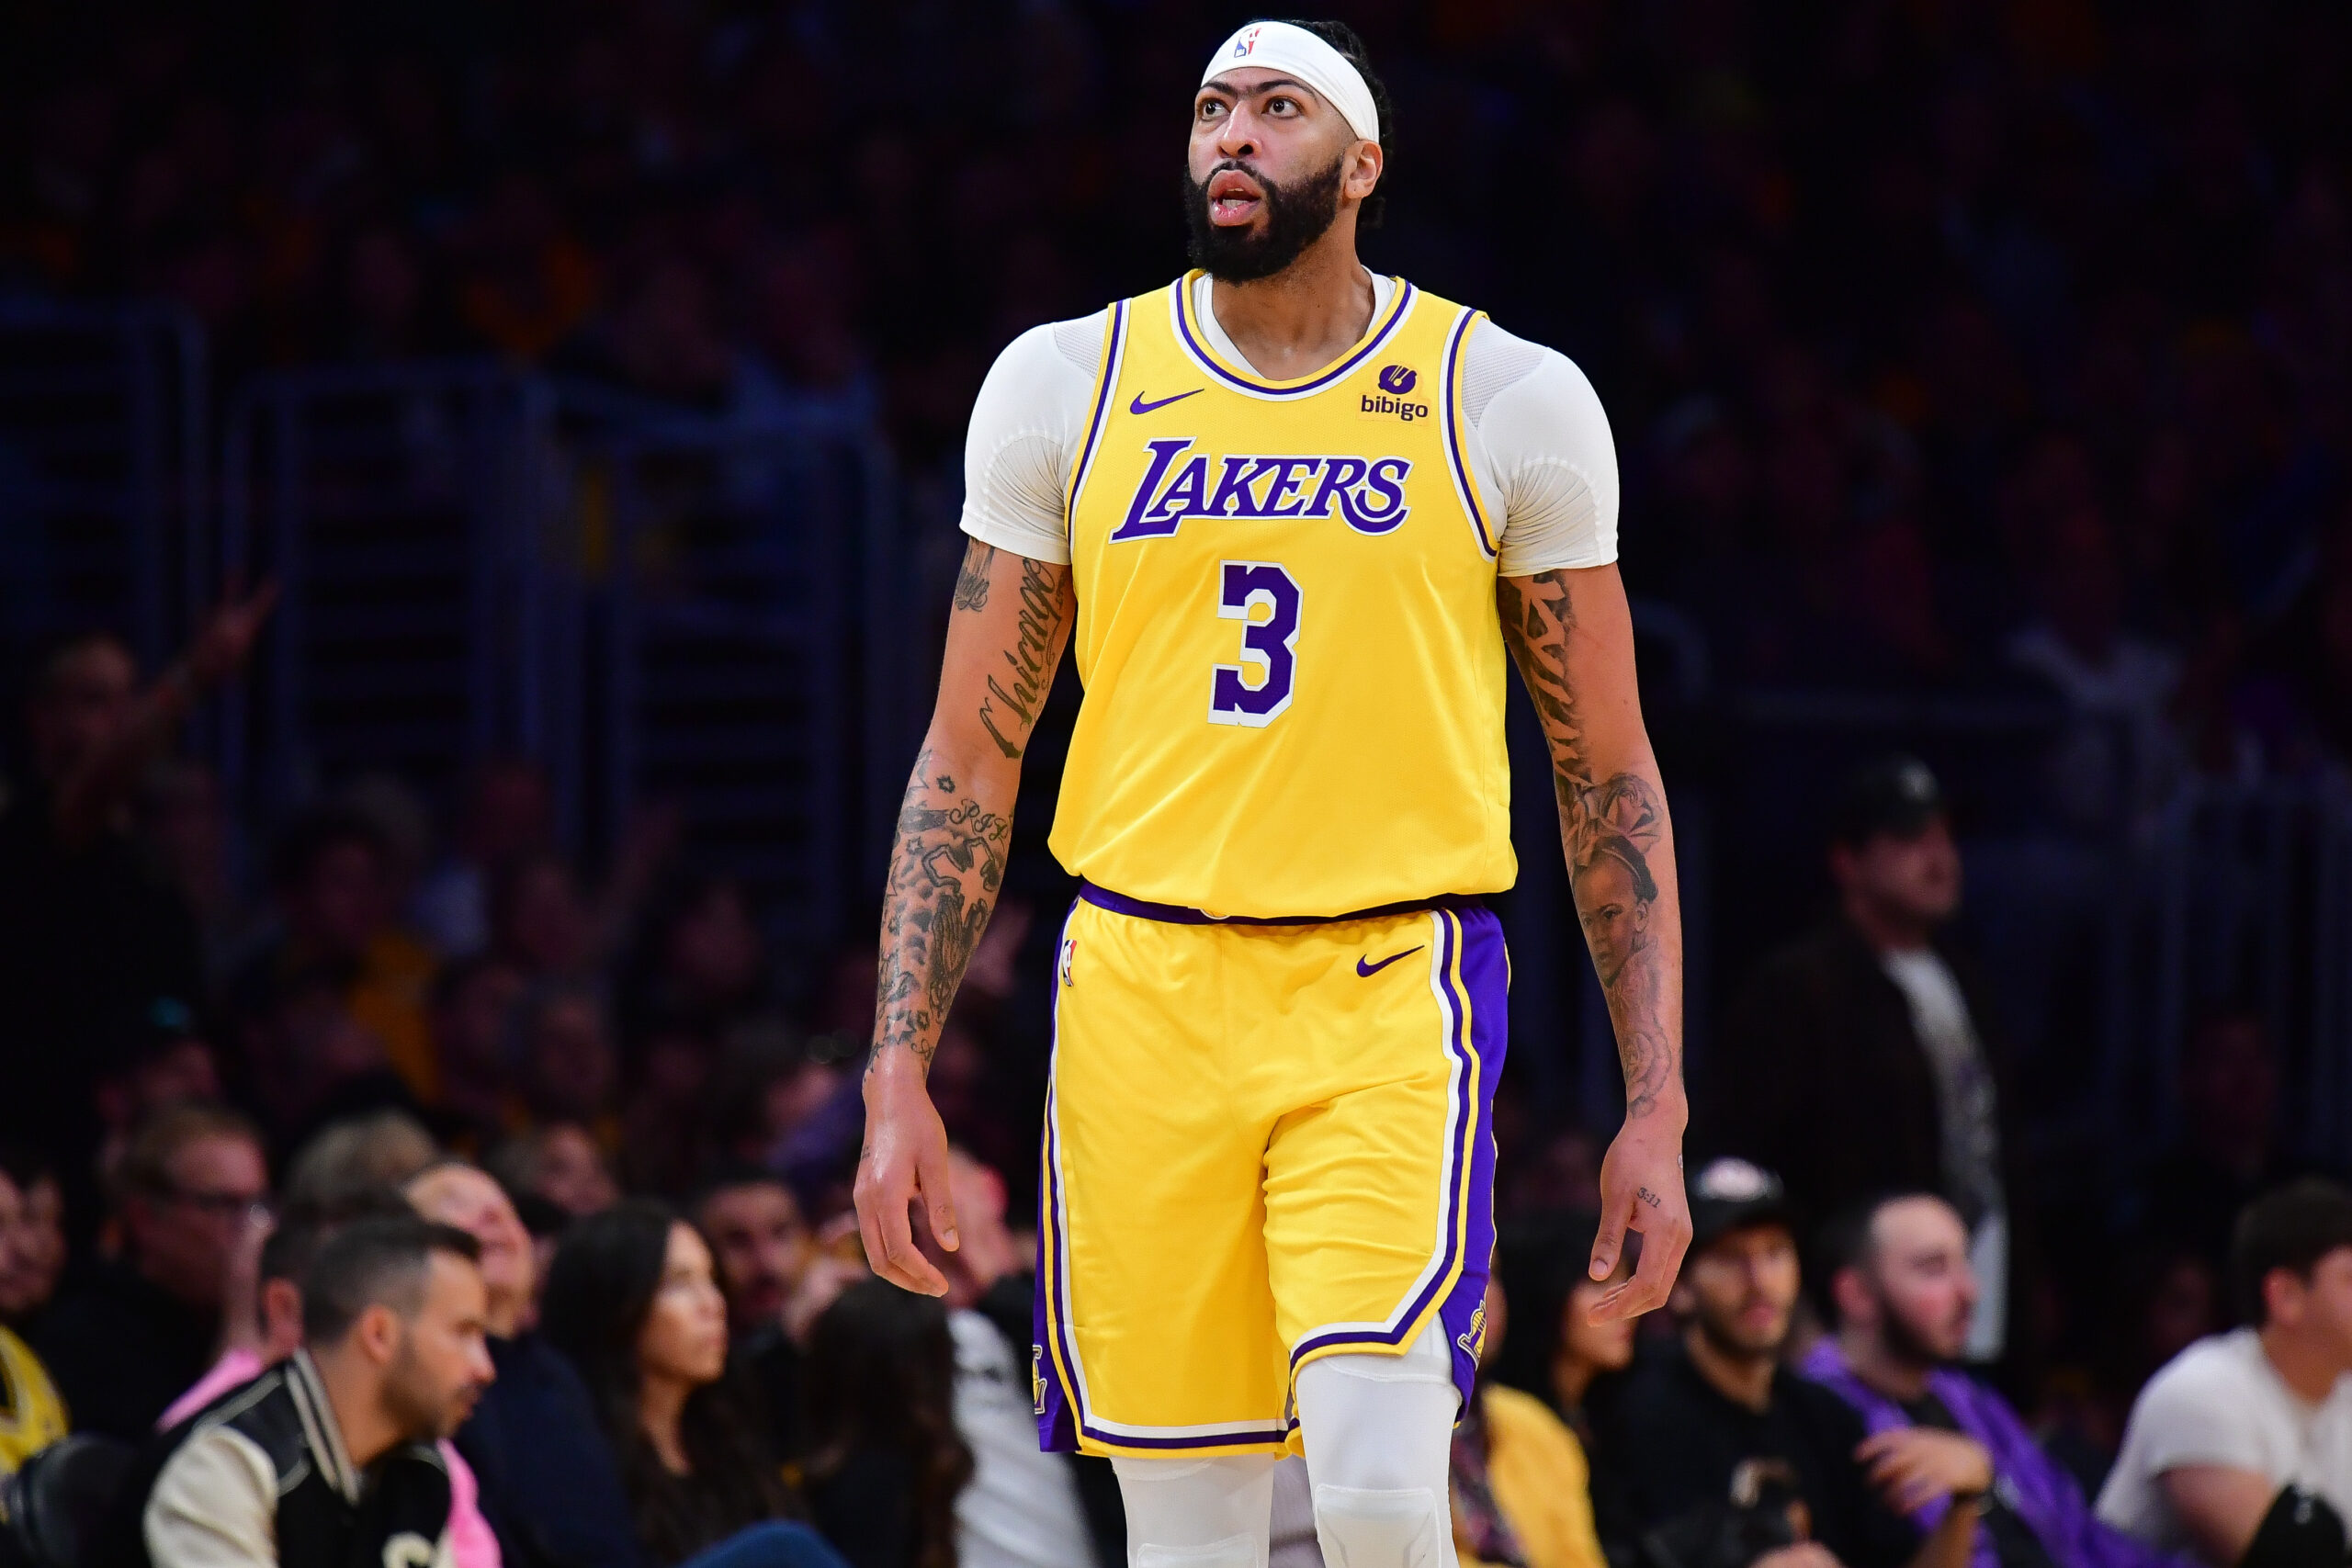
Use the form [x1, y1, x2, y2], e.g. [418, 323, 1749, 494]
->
[1267, 95, 1297, 115]
[1197, 96, 1227, 120]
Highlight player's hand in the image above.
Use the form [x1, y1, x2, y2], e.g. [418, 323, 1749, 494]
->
[853, 1055, 958, 1296]
[1858, 1428, 1995, 1513]
[1587, 1115, 1690, 1321]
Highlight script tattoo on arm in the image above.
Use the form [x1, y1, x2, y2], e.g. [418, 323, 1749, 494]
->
[978, 556, 1065, 760]
[1498, 570, 1680, 1121]
[871, 540, 1076, 1077]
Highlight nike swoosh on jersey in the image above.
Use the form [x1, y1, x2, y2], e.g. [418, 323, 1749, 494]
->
[1128, 389, 1204, 414]
[1355, 946, 1425, 977]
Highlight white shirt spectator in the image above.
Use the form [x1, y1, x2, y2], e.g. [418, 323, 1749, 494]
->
[2097, 1328, 2352, 1553]
[949, 1309, 1094, 1568]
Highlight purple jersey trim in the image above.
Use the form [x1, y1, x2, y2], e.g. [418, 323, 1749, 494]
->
[1063, 297, 1129, 519]
[1078, 879, 1486, 927]
[1172, 272, 1418, 399]
[1440, 308, 1499, 558]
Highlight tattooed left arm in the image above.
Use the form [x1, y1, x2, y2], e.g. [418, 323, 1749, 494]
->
[1498, 561, 1690, 1316]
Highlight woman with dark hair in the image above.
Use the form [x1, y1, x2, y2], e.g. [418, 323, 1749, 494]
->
[801, 1278, 974, 1568]
[1451, 1212, 1643, 1568]
[540, 1200, 842, 1568]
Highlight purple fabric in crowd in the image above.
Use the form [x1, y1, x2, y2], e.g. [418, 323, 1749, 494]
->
[1797, 1338, 2195, 1568]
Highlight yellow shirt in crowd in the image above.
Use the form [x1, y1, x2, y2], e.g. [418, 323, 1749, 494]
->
[1455, 1385, 1608, 1568]
[0, 1325, 69, 1473]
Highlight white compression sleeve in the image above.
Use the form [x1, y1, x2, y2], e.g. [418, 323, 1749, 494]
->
[1292, 1321, 1462, 1568]
[1111, 1453, 1279, 1568]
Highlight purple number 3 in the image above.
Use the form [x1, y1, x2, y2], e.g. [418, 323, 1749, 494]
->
[1209, 560, 1300, 727]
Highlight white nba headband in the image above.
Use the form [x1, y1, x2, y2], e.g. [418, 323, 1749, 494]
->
[1202, 21, 1381, 148]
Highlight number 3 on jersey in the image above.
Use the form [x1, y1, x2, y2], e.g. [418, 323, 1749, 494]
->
[1208, 561, 1300, 728]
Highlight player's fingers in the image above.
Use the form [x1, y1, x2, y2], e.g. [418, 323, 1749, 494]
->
[872, 1183, 949, 1295]
[1589, 1188, 1631, 1281]
[915, 1137, 960, 1253]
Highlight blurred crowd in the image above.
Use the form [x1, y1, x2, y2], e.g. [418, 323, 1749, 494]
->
[6, 0, 2351, 779]
[6, 0, 2352, 1566]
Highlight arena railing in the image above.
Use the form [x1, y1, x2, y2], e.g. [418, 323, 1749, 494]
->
[0, 295, 209, 671]
[218, 359, 911, 956]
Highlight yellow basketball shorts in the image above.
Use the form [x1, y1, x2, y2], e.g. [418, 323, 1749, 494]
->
[1031, 882, 1508, 1458]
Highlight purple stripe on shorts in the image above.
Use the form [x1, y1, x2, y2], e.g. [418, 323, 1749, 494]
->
[1284, 906, 1507, 1412]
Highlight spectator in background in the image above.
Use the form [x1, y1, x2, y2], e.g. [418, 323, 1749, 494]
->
[433, 954, 531, 1149]
[119, 1215, 492, 1568]
[1708, 757, 2032, 1374]
[540, 1201, 840, 1567]
[154, 1190, 504, 1568]
[1804, 1192, 2188, 1568]
[281, 1108, 439, 1210]
[233, 965, 407, 1152]
[1452, 1256, 1611, 1568]
[34, 1101, 268, 1438]
[413, 758, 556, 960]
[493, 1122, 622, 1218]
[801, 1279, 972, 1568]
[1489, 1210, 1639, 1441]
[89, 993, 221, 1186]
[1592, 1158, 1953, 1568]
[514, 982, 622, 1139]
[2140, 1013, 2306, 1285]
[236, 806, 441, 1104]
[693, 1165, 814, 1458]
[2098, 1181, 2352, 1566]
[0, 595, 270, 1230]
[0, 1154, 68, 1472]
[0, 1144, 67, 1326]
[405, 1156, 647, 1568]
[496, 852, 597, 981]
[910, 1147, 1122, 1568]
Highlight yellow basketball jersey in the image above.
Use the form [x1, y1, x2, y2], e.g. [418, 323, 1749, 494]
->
[1051, 273, 1515, 918]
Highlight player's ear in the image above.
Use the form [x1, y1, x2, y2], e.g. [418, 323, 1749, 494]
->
[1343, 138, 1383, 203]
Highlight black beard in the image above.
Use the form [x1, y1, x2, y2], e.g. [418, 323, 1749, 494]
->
[1183, 153, 1347, 282]
[1875, 1286, 1959, 1371]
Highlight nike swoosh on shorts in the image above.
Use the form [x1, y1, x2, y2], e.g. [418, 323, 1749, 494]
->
[1355, 946, 1425, 977]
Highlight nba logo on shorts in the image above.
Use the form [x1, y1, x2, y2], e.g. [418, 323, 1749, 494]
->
[1031, 1346, 1047, 1416]
[1059, 936, 1077, 987]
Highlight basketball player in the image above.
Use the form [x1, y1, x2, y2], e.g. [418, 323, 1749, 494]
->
[857, 19, 1691, 1566]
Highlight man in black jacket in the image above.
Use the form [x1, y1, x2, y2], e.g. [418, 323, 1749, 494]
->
[1702, 756, 2033, 1375]
[116, 1214, 492, 1568]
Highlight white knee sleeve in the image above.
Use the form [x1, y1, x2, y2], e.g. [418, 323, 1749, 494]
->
[1294, 1322, 1460, 1568]
[1113, 1453, 1277, 1568]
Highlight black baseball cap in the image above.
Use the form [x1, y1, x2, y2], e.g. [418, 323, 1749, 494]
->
[1829, 753, 1946, 848]
[1689, 1157, 1795, 1254]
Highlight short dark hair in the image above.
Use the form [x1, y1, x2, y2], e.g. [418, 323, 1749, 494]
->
[2233, 1179, 2352, 1325]
[301, 1215, 481, 1345]
[1809, 1190, 1944, 1326]
[689, 1160, 793, 1217]
[1276, 18, 1394, 230]
[261, 1190, 415, 1287]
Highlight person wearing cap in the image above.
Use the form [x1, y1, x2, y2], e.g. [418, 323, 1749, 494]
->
[1703, 755, 2032, 1380]
[1592, 1159, 1981, 1568]
[855, 15, 1692, 1568]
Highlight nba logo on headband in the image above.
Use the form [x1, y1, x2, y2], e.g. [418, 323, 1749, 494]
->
[1233, 26, 1260, 57]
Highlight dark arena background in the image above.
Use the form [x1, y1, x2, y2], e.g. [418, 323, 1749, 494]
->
[2, 0, 2351, 1562]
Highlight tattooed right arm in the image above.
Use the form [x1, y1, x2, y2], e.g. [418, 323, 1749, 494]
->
[856, 538, 1075, 1293]
[870, 541, 1076, 1077]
